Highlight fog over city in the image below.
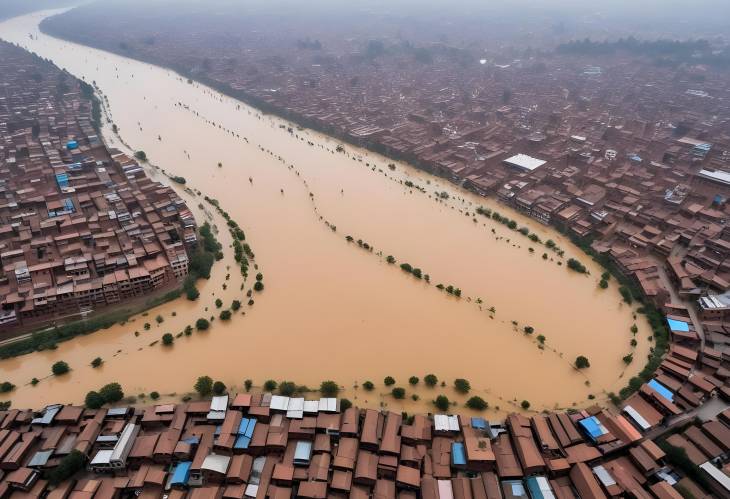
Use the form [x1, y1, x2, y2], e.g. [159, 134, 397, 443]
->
[0, 0, 730, 497]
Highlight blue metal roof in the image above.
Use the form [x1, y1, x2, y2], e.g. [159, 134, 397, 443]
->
[66, 140, 78, 150]
[170, 461, 192, 486]
[238, 418, 256, 438]
[55, 173, 69, 188]
[234, 435, 251, 450]
[578, 416, 607, 441]
[470, 417, 487, 430]
[667, 318, 689, 332]
[451, 442, 467, 466]
[294, 441, 313, 463]
[648, 379, 674, 402]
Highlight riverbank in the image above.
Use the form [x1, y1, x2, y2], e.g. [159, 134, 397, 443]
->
[0, 9, 652, 416]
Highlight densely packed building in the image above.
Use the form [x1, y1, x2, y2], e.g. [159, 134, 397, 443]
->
[0, 41, 196, 332]
[0, 393, 729, 498]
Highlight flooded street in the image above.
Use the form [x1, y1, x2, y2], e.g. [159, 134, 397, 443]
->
[0, 10, 652, 415]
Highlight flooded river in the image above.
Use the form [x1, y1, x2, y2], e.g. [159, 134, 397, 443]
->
[0, 10, 652, 415]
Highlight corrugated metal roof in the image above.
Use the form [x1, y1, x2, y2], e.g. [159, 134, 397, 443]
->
[451, 442, 466, 466]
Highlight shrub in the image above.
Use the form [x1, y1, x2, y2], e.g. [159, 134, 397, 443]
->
[155, 315, 164, 324]
[85, 391, 104, 409]
[386, 255, 396, 264]
[454, 378, 471, 394]
[320, 380, 339, 397]
[219, 310, 232, 320]
[619, 286, 633, 304]
[340, 398, 353, 411]
[362, 381, 375, 391]
[521, 400, 531, 410]
[91, 357, 103, 368]
[392, 387, 406, 399]
[244, 379, 253, 392]
[231, 300, 241, 311]
[623, 354, 634, 365]
[384, 376, 396, 386]
[523, 326, 534, 334]
[194, 375, 213, 396]
[400, 263, 413, 273]
[47, 450, 85, 485]
[99, 382, 124, 403]
[567, 258, 587, 273]
[424, 374, 438, 387]
[162, 333, 174, 346]
[215, 298, 223, 308]
[466, 396, 488, 410]
[279, 381, 297, 396]
[408, 376, 419, 386]
[52, 361, 70, 375]
[434, 395, 450, 411]
[263, 379, 278, 392]
[575, 356, 590, 369]
[213, 381, 227, 395]
[150, 391, 160, 400]
[185, 284, 200, 301]
[253, 281, 264, 292]
[0, 381, 15, 393]
[195, 318, 210, 330]
[536, 335, 546, 344]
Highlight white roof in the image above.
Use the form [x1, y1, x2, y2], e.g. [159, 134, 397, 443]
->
[700, 462, 730, 491]
[90, 449, 113, 465]
[111, 423, 139, 463]
[207, 410, 226, 420]
[210, 395, 229, 412]
[698, 168, 730, 186]
[202, 453, 231, 474]
[592, 465, 616, 487]
[534, 477, 555, 499]
[270, 395, 290, 411]
[303, 400, 320, 414]
[623, 405, 651, 431]
[437, 480, 454, 499]
[434, 414, 460, 432]
[503, 154, 547, 171]
[318, 398, 337, 412]
[244, 484, 259, 497]
[286, 398, 305, 419]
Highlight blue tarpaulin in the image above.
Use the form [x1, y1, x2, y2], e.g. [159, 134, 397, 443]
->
[578, 416, 607, 441]
[66, 140, 78, 150]
[451, 442, 466, 466]
[170, 461, 192, 486]
[667, 318, 690, 332]
[648, 379, 674, 402]
[470, 417, 486, 430]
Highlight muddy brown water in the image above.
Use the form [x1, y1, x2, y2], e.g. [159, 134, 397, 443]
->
[0, 10, 652, 416]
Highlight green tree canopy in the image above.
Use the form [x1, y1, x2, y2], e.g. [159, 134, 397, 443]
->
[194, 375, 214, 396]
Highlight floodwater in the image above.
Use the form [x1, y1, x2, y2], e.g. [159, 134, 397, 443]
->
[0, 10, 652, 415]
